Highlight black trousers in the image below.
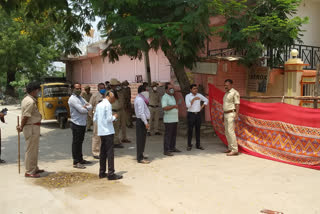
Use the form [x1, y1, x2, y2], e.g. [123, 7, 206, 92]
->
[99, 134, 115, 176]
[164, 122, 177, 152]
[136, 118, 147, 162]
[187, 112, 201, 147]
[71, 122, 86, 164]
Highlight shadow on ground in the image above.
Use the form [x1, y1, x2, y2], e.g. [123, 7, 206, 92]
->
[1, 121, 226, 166]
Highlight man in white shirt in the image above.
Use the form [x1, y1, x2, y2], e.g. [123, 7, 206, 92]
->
[94, 91, 123, 180]
[134, 85, 151, 164]
[185, 84, 208, 151]
[68, 83, 93, 169]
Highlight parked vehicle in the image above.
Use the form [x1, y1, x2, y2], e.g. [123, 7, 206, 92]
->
[38, 82, 71, 129]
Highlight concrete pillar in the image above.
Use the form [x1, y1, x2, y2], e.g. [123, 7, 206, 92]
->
[284, 49, 308, 105]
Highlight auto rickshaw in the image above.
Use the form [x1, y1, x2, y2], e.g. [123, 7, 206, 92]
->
[37, 82, 71, 129]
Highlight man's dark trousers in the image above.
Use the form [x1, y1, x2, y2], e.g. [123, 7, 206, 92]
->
[136, 118, 147, 162]
[164, 122, 177, 152]
[187, 112, 201, 147]
[99, 134, 115, 176]
[71, 122, 86, 165]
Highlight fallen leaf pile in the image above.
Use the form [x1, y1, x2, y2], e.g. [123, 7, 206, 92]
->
[35, 172, 97, 188]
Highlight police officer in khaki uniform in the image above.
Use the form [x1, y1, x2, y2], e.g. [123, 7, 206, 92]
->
[109, 79, 125, 148]
[17, 82, 44, 178]
[89, 83, 106, 158]
[81, 86, 93, 131]
[222, 79, 240, 156]
[122, 80, 134, 128]
[148, 82, 161, 136]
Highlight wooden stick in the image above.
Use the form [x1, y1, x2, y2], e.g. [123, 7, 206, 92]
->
[17, 116, 20, 174]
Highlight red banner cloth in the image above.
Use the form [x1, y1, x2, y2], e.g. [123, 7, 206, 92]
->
[209, 83, 320, 170]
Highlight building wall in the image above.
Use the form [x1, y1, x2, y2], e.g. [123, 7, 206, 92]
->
[68, 49, 171, 84]
[296, 0, 320, 46]
[248, 69, 285, 103]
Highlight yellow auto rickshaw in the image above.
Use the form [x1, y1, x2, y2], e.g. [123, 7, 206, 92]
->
[37, 82, 71, 129]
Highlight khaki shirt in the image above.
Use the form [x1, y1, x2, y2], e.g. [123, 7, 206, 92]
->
[149, 90, 161, 106]
[112, 99, 121, 111]
[223, 88, 240, 111]
[89, 92, 104, 117]
[112, 90, 124, 111]
[21, 94, 42, 124]
[81, 92, 92, 103]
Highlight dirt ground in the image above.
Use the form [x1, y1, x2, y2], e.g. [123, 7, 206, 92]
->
[0, 105, 320, 214]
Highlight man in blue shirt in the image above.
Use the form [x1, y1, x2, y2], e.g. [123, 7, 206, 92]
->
[68, 83, 92, 169]
[94, 91, 123, 180]
[161, 83, 181, 156]
[134, 85, 151, 164]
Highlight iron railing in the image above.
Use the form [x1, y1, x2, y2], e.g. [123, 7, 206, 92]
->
[208, 44, 320, 70]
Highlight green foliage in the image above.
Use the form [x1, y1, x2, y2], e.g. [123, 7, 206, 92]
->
[0, 1, 93, 95]
[219, 0, 308, 67]
[91, 0, 220, 94]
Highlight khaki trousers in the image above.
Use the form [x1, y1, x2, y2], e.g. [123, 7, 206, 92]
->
[92, 122, 101, 156]
[224, 112, 238, 152]
[120, 109, 127, 140]
[113, 112, 121, 145]
[86, 115, 93, 131]
[23, 125, 40, 174]
[126, 105, 133, 126]
[149, 107, 160, 133]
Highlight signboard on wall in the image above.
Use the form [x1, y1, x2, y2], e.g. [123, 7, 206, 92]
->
[192, 62, 218, 75]
[247, 67, 270, 93]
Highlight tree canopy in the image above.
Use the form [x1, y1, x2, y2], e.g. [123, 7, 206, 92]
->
[0, 1, 94, 95]
[91, 0, 222, 95]
[0, 0, 308, 96]
[219, 0, 308, 67]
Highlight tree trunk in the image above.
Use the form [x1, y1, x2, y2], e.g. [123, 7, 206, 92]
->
[5, 69, 16, 97]
[164, 51, 190, 99]
[143, 50, 152, 86]
[171, 62, 190, 99]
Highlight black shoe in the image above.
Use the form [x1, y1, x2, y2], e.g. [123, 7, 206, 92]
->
[114, 144, 124, 148]
[147, 132, 151, 136]
[99, 173, 108, 179]
[187, 145, 192, 151]
[142, 155, 148, 160]
[80, 160, 92, 164]
[196, 146, 205, 150]
[108, 174, 123, 180]
[93, 155, 100, 159]
[170, 148, 181, 153]
[0, 159, 6, 164]
[73, 163, 86, 169]
[155, 132, 161, 135]
[164, 152, 174, 156]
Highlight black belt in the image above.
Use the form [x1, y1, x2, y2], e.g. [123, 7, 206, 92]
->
[112, 109, 119, 112]
[224, 109, 236, 114]
[188, 112, 200, 115]
[149, 105, 159, 108]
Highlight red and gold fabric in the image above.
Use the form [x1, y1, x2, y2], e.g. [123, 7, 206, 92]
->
[209, 84, 320, 170]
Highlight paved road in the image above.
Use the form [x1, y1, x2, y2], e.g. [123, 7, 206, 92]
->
[0, 105, 320, 214]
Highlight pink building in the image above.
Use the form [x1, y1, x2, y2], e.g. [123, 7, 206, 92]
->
[63, 16, 249, 121]
[64, 43, 171, 84]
